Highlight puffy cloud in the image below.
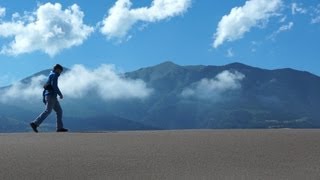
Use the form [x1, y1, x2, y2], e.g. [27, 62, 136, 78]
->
[0, 3, 94, 56]
[291, 3, 307, 15]
[100, 0, 191, 40]
[0, 64, 152, 103]
[0, 75, 46, 102]
[213, 0, 283, 48]
[181, 70, 245, 100]
[60, 64, 152, 100]
[0, 73, 17, 87]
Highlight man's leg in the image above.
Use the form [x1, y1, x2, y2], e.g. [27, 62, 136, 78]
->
[53, 100, 63, 130]
[33, 96, 55, 127]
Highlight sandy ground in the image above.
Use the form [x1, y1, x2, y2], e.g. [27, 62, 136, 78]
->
[0, 129, 320, 180]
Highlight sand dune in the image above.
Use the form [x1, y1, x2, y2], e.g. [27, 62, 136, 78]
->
[0, 130, 320, 180]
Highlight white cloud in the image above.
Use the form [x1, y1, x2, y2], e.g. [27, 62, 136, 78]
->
[0, 3, 94, 56]
[0, 64, 152, 103]
[0, 75, 47, 102]
[213, 0, 283, 48]
[100, 0, 191, 40]
[291, 3, 307, 15]
[0, 7, 5, 17]
[60, 64, 152, 100]
[0, 73, 17, 87]
[279, 16, 286, 23]
[181, 70, 245, 100]
[269, 21, 293, 40]
[278, 22, 294, 31]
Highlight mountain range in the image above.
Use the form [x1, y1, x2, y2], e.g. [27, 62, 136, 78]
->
[1, 61, 320, 132]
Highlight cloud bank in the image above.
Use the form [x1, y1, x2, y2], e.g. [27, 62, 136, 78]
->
[0, 64, 152, 103]
[0, 75, 46, 102]
[100, 0, 191, 40]
[181, 70, 245, 100]
[213, 0, 283, 48]
[60, 64, 152, 100]
[0, 3, 94, 56]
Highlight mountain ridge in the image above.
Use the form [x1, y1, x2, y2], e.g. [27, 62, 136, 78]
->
[2, 61, 319, 87]
[1, 61, 320, 131]
[124, 61, 320, 129]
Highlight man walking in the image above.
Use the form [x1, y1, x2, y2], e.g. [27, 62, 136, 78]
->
[30, 64, 68, 133]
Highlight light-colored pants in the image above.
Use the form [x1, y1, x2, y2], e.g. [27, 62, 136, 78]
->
[33, 95, 63, 129]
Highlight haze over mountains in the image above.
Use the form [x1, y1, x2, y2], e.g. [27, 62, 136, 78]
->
[1, 61, 320, 132]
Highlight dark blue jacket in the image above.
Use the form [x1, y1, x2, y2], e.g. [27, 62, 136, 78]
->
[44, 71, 62, 97]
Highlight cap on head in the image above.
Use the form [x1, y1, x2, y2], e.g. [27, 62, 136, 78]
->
[53, 64, 63, 71]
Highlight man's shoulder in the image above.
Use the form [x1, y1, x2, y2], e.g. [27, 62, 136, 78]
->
[49, 71, 59, 78]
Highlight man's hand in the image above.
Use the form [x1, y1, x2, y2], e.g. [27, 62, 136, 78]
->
[59, 94, 64, 99]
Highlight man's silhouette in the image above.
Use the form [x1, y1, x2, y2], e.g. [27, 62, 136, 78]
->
[30, 64, 68, 133]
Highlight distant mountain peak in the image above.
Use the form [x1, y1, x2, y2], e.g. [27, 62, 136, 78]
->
[147, 61, 183, 74]
[155, 61, 180, 68]
[225, 62, 251, 69]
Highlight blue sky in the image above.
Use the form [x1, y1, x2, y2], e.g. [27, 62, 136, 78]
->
[0, 0, 319, 86]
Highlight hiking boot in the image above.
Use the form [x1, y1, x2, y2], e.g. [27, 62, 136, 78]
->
[56, 128, 68, 132]
[30, 123, 38, 133]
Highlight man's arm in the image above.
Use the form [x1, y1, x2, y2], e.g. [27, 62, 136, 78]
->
[51, 74, 63, 98]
